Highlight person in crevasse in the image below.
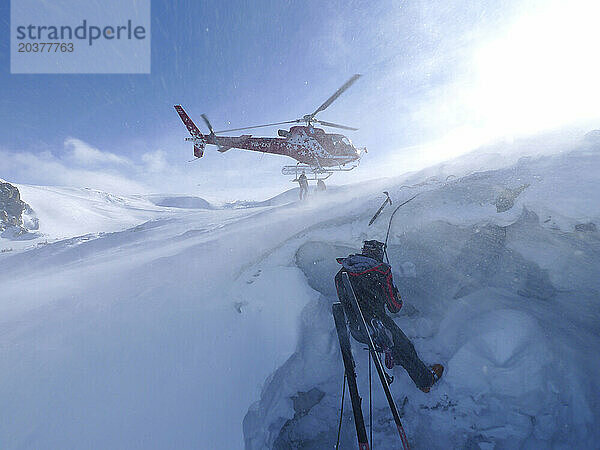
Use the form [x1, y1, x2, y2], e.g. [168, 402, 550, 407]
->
[334, 240, 443, 392]
[297, 171, 309, 200]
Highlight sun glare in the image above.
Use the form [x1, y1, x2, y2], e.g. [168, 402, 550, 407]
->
[470, 0, 600, 137]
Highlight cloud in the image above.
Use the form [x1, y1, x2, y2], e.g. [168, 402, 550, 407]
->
[141, 150, 168, 173]
[0, 143, 146, 194]
[64, 137, 130, 167]
[1, 136, 297, 201]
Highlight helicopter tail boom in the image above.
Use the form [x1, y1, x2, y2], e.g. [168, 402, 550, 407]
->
[175, 105, 207, 158]
[174, 105, 202, 137]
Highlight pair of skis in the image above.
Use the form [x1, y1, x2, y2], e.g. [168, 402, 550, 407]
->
[333, 272, 410, 450]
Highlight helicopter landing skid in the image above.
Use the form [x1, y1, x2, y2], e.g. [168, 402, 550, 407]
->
[282, 162, 358, 182]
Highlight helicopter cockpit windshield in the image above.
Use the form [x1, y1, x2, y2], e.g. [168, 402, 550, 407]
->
[332, 135, 352, 148]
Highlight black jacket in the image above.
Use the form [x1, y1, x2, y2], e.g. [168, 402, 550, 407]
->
[335, 254, 403, 319]
[298, 174, 308, 187]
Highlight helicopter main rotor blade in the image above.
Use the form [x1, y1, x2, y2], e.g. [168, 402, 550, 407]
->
[310, 74, 361, 118]
[215, 120, 298, 134]
[315, 119, 358, 131]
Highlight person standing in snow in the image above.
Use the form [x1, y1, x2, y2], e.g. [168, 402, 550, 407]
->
[335, 240, 443, 392]
[298, 171, 309, 200]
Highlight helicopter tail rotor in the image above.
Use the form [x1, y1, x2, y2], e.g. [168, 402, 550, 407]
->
[200, 113, 234, 153]
[201, 114, 216, 136]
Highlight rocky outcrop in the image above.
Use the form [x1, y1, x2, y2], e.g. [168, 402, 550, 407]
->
[0, 181, 36, 237]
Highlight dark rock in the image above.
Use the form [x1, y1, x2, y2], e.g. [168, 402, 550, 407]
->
[0, 181, 38, 238]
[0, 181, 33, 236]
[273, 388, 328, 450]
[495, 183, 530, 212]
[0, 181, 26, 228]
[291, 388, 325, 417]
[575, 222, 597, 232]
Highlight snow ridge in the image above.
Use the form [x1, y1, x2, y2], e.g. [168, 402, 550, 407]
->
[243, 147, 600, 449]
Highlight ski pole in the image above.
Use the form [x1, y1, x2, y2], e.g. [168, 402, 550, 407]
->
[342, 273, 410, 450]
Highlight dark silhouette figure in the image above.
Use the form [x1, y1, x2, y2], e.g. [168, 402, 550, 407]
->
[335, 240, 443, 392]
[298, 171, 309, 200]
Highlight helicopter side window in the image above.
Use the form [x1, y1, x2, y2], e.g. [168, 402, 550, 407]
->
[331, 135, 350, 147]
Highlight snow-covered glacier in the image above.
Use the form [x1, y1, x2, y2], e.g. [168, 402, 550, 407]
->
[1, 136, 599, 449]
[243, 143, 600, 449]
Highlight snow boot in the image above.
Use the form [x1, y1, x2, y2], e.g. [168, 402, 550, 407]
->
[384, 348, 395, 369]
[420, 364, 444, 393]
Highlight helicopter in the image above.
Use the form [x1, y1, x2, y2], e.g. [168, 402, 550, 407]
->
[174, 74, 366, 189]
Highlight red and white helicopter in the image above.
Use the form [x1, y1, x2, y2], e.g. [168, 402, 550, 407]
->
[174, 74, 366, 189]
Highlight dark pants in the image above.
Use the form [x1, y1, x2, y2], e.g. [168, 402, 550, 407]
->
[299, 184, 308, 200]
[379, 314, 433, 390]
[346, 309, 432, 390]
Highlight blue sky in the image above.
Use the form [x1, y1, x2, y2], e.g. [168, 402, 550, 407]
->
[1, 0, 599, 200]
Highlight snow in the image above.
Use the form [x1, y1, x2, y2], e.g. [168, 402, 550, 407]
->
[244, 144, 600, 449]
[1, 137, 599, 449]
[13, 185, 166, 238]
